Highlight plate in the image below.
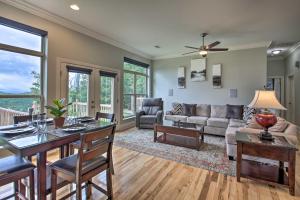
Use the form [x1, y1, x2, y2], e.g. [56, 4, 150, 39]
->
[0, 126, 36, 134]
[62, 125, 86, 132]
[77, 117, 94, 123]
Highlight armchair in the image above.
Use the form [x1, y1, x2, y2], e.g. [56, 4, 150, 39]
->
[136, 98, 164, 129]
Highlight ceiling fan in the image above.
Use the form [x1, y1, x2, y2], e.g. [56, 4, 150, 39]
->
[183, 33, 228, 57]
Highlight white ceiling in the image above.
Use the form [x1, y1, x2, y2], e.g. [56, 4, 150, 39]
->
[6, 0, 300, 59]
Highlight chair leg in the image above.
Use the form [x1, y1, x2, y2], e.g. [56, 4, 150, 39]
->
[60, 146, 65, 159]
[14, 181, 19, 200]
[86, 180, 92, 199]
[69, 144, 75, 155]
[106, 168, 113, 200]
[110, 154, 115, 175]
[51, 170, 57, 200]
[76, 183, 82, 200]
[29, 170, 35, 200]
[19, 180, 26, 199]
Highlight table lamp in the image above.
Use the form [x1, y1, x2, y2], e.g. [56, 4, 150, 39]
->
[248, 90, 287, 141]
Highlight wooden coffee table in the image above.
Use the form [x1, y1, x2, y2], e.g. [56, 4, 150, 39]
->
[236, 132, 298, 195]
[154, 122, 204, 151]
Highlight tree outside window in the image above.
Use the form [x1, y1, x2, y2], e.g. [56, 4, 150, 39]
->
[123, 60, 148, 119]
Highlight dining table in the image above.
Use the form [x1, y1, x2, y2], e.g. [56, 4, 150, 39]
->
[0, 119, 113, 200]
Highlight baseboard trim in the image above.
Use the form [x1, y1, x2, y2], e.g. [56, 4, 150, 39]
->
[117, 121, 135, 132]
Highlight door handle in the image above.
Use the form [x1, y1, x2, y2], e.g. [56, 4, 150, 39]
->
[91, 106, 95, 109]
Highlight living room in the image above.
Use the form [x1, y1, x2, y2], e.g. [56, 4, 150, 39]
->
[0, 0, 299, 199]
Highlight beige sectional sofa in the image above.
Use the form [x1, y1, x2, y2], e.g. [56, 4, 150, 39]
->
[165, 103, 299, 160]
[165, 104, 238, 136]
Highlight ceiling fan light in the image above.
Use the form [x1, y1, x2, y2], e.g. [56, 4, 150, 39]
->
[199, 50, 207, 56]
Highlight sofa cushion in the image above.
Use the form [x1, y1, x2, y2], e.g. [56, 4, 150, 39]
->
[165, 115, 187, 122]
[204, 126, 226, 136]
[187, 116, 208, 125]
[171, 102, 184, 115]
[183, 103, 196, 116]
[226, 104, 244, 120]
[245, 117, 263, 129]
[229, 119, 246, 128]
[140, 115, 157, 124]
[207, 117, 229, 128]
[269, 117, 289, 132]
[196, 104, 211, 117]
[211, 105, 227, 118]
[143, 106, 161, 115]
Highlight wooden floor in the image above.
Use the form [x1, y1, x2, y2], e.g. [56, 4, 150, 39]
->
[1, 145, 300, 199]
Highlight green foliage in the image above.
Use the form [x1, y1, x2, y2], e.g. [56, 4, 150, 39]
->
[30, 71, 40, 95]
[45, 98, 72, 118]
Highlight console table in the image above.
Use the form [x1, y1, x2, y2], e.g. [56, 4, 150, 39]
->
[236, 132, 298, 195]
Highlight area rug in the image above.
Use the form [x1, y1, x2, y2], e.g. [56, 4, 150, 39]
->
[114, 128, 236, 176]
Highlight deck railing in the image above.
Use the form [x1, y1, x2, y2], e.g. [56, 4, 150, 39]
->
[70, 102, 113, 116]
[0, 107, 27, 126]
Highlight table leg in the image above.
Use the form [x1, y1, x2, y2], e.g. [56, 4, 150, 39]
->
[236, 143, 242, 182]
[154, 127, 157, 142]
[60, 146, 65, 159]
[278, 161, 284, 184]
[288, 151, 296, 196]
[196, 133, 200, 151]
[37, 151, 47, 200]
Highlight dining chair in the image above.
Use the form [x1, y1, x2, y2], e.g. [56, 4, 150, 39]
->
[69, 112, 115, 174]
[13, 113, 46, 124]
[0, 153, 35, 200]
[50, 124, 116, 200]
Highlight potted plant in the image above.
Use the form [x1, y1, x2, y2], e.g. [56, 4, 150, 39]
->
[45, 98, 72, 128]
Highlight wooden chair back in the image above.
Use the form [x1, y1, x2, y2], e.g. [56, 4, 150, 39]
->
[13, 113, 46, 124]
[77, 124, 116, 176]
[95, 112, 115, 122]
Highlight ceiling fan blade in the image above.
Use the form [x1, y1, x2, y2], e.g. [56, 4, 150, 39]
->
[182, 51, 199, 55]
[184, 46, 199, 50]
[208, 48, 229, 51]
[207, 41, 220, 49]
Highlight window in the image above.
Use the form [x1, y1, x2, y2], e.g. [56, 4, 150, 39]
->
[0, 17, 47, 125]
[123, 58, 149, 119]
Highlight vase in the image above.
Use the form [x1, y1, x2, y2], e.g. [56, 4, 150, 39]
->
[54, 117, 65, 128]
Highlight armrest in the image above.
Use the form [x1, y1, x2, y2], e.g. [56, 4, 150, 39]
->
[136, 110, 145, 117]
[136, 110, 145, 128]
[156, 110, 164, 124]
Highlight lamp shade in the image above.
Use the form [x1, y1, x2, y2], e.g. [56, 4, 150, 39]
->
[248, 90, 287, 110]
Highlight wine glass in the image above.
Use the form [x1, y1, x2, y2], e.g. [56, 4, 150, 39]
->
[38, 114, 47, 133]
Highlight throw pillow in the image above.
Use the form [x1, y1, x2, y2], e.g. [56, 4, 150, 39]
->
[171, 102, 184, 115]
[196, 104, 211, 117]
[243, 106, 256, 121]
[211, 105, 227, 118]
[269, 117, 289, 132]
[246, 117, 263, 129]
[226, 104, 244, 120]
[182, 103, 197, 117]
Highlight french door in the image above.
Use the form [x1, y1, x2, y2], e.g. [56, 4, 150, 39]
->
[60, 63, 118, 118]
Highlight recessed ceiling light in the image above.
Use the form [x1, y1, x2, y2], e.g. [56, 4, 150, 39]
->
[70, 4, 80, 11]
[272, 50, 281, 55]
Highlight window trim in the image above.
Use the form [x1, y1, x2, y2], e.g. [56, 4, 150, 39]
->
[0, 17, 47, 113]
[123, 60, 149, 119]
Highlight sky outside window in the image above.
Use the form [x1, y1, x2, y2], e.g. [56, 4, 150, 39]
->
[0, 24, 42, 51]
[0, 50, 40, 94]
